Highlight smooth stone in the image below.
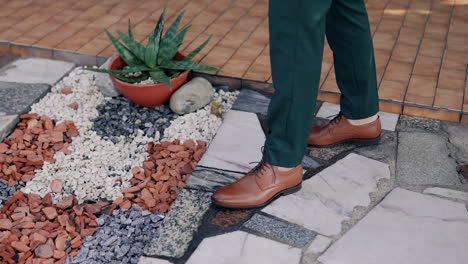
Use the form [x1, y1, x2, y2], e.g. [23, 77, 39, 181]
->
[185, 167, 244, 192]
[262, 153, 391, 236]
[304, 235, 332, 255]
[139, 257, 173, 264]
[423, 187, 468, 203]
[144, 189, 212, 258]
[301, 155, 321, 169]
[198, 110, 265, 173]
[397, 132, 460, 186]
[0, 115, 18, 142]
[95, 55, 120, 97]
[444, 122, 468, 163]
[0, 57, 74, 85]
[243, 213, 316, 247]
[231, 88, 271, 115]
[0, 82, 50, 115]
[318, 188, 468, 264]
[316, 102, 399, 131]
[186, 231, 302, 264]
[169, 77, 214, 115]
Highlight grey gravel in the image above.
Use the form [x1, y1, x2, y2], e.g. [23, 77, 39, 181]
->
[0, 179, 25, 210]
[92, 96, 179, 139]
[66, 205, 165, 264]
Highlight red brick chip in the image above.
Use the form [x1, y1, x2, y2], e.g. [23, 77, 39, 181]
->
[0, 192, 102, 264]
[114, 139, 207, 213]
[0, 114, 79, 186]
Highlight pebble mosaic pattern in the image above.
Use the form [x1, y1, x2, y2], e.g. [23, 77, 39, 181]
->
[0, 67, 239, 263]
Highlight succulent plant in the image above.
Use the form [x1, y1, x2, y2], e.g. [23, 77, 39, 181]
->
[83, 8, 219, 88]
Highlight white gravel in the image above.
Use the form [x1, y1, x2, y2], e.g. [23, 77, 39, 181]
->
[24, 68, 156, 202]
[163, 89, 239, 143]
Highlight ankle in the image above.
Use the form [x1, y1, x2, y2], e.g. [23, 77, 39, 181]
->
[347, 114, 378, 126]
[275, 166, 294, 172]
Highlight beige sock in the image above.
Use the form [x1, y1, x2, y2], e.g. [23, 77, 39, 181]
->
[276, 166, 294, 172]
[347, 114, 378, 126]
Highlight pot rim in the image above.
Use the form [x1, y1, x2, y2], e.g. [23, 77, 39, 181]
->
[109, 55, 191, 89]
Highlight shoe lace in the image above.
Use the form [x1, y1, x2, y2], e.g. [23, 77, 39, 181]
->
[248, 146, 272, 181]
[327, 113, 344, 128]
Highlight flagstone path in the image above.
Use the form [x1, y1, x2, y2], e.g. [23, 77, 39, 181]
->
[0, 53, 467, 264]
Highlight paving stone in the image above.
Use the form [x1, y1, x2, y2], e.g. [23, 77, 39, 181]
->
[232, 88, 271, 115]
[139, 257, 173, 264]
[0, 51, 18, 68]
[397, 132, 461, 186]
[0, 82, 50, 115]
[198, 110, 265, 173]
[423, 187, 468, 203]
[354, 130, 397, 164]
[262, 153, 390, 236]
[186, 231, 302, 264]
[0, 114, 18, 141]
[304, 235, 332, 255]
[0, 57, 75, 85]
[444, 122, 468, 164]
[316, 102, 399, 131]
[301, 155, 321, 169]
[243, 213, 316, 247]
[95, 55, 120, 97]
[144, 189, 212, 258]
[186, 167, 244, 192]
[308, 142, 356, 162]
[317, 188, 468, 264]
[397, 114, 441, 132]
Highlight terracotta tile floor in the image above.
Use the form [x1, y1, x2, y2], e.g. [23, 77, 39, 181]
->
[0, 0, 467, 122]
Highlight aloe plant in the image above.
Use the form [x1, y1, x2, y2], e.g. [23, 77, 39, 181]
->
[84, 8, 219, 89]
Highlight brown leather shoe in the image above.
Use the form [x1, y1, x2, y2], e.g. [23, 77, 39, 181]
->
[309, 114, 382, 147]
[211, 160, 303, 209]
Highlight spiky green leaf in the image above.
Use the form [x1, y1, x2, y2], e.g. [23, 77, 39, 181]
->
[161, 60, 220, 71]
[105, 30, 143, 67]
[117, 31, 146, 61]
[82, 66, 151, 75]
[146, 8, 166, 67]
[149, 69, 172, 88]
[162, 10, 185, 42]
[128, 19, 134, 39]
[158, 25, 191, 64]
[184, 35, 212, 62]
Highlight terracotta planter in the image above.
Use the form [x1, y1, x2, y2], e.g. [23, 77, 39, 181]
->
[109, 53, 191, 107]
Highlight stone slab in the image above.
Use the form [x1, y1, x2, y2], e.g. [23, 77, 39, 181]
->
[95, 55, 120, 97]
[263, 153, 390, 236]
[144, 189, 212, 258]
[186, 167, 244, 192]
[423, 187, 468, 203]
[198, 110, 265, 173]
[444, 122, 468, 164]
[232, 88, 271, 115]
[139, 257, 173, 264]
[186, 231, 302, 264]
[243, 213, 316, 247]
[397, 132, 460, 186]
[318, 188, 468, 264]
[305, 235, 332, 255]
[0, 57, 74, 85]
[0, 115, 18, 141]
[301, 155, 321, 169]
[316, 102, 399, 131]
[0, 82, 50, 115]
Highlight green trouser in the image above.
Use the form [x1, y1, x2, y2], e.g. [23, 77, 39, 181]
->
[263, 0, 379, 167]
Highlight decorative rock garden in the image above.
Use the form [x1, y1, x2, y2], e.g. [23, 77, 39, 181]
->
[0, 62, 239, 264]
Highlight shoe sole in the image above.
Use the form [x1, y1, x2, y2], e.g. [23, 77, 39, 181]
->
[211, 183, 302, 209]
[309, 135, 381, 148]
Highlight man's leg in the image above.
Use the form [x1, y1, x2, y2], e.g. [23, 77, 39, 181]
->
[326, 0, 379, 119]
[263, 0, 332, 167]
[308, 0, 381, 148]
[212, 0, 332, 208]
